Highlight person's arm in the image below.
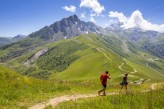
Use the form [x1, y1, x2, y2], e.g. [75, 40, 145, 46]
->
[107, 75, 111, 79]
[126, 77, 128, 83]
[124, 77, 127, 82]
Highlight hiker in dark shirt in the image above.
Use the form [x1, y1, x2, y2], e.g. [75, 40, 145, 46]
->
[119, 73, 128, 93]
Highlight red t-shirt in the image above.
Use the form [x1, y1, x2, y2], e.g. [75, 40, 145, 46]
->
[100, 73, 110, 85]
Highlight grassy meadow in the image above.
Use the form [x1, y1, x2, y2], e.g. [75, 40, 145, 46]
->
[0, 34, 164, 108]
[0, 63, 163, 109]
[54, 87, 164, 109]
[0, 65, 75, 108]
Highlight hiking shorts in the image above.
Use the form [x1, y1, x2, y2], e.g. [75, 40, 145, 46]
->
[120, 81, 128, 85]
[102, 84, 107, 88]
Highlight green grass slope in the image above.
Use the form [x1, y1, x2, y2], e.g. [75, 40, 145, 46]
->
[50, 34, 164, 82]
[0, 34, 164, 108]
[0, 65, 72, 108]
[55, 88, 164, 109]
[0, 34, 163, 82]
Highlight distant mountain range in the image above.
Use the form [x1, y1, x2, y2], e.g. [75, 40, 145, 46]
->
[0, 15, 163, 60]
[0, 15, 164, 80]
[0, 34, 26, 46]
[107, 23, 163, 57]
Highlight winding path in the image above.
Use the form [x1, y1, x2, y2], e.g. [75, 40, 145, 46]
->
[28, 83, 162, 109]
[96, 48, 111, 61]
[29, 92, 118, 109]
[29, 94, 97, 109]
[118, 63, 137, 73]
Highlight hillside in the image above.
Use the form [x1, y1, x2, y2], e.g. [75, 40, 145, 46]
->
[0, 15, 164, 109]
[0, 15, 101, 63]
[0, 65, 74, 108]
[0, 15, 163, 64]
[0, 15, 163, 82]
[105, 26, 164, 58]
[0, 37, 11, 46]
[142, 34, 164, 58]
[1, 34, 163, 83]
[50, 34, 164, 82]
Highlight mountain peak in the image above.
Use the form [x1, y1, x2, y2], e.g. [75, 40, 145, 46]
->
[66, 14, 80, 22]
[28, 14, 100, 41]
[69, 14, 78, 19]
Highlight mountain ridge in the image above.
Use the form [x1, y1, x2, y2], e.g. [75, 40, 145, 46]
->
[0, 34, 26, 47]
[28, 15, 101, 41]
[0, 15, 163, 80]
[0, 15, 163, 65]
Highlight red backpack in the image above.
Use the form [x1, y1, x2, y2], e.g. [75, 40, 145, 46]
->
[100, 74, 105, 81]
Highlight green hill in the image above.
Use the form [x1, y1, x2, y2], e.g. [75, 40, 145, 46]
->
[0, 34, 164, 108]
[0, 34, 163, 82]
[0, 37, 11, 46]
[50, 34, 164, 82]
[0, 65, 72, 108]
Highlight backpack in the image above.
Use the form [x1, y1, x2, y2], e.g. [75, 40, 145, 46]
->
[100, 74, 105, 81]
[120, 82, 123, 85]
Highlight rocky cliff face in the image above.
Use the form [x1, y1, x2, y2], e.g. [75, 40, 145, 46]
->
[28, 15, 101, 41]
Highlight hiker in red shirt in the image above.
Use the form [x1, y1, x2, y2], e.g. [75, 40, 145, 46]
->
[98, 71, 111, 96]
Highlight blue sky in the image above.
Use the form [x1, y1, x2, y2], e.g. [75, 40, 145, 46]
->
[0, 0, 164, 37]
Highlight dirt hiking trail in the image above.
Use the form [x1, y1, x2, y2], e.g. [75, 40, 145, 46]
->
[29, 83, 163, 109]
[29, 92, 118, 109]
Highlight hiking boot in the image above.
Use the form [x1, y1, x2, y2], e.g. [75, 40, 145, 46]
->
[103, 92, 106, 96]
[103, 93, 106, 96]
[98, 91, 100, 95]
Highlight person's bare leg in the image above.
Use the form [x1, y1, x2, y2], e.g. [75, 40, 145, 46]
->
[98, 87, 105, 95]
[119, 85, 124, 93]
[103, 87, 106, 96]
[98, 89, 102, 95]
[125, 85, 128, 93]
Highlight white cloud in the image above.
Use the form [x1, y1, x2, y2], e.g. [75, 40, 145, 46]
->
[80, 13, 86, 18]
[90, 13, 97, 17]
[108, 11, 127, 24]
[63, 6, 76, 13]
[80, 0, 104, 15]
[90, 17, 96, 23]
[108, 10, 164, 33]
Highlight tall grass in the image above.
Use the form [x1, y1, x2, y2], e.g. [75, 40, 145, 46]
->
[0, 64, 162, 109]
[0, 66, 71, 108]
[55, 88, 164, 109]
